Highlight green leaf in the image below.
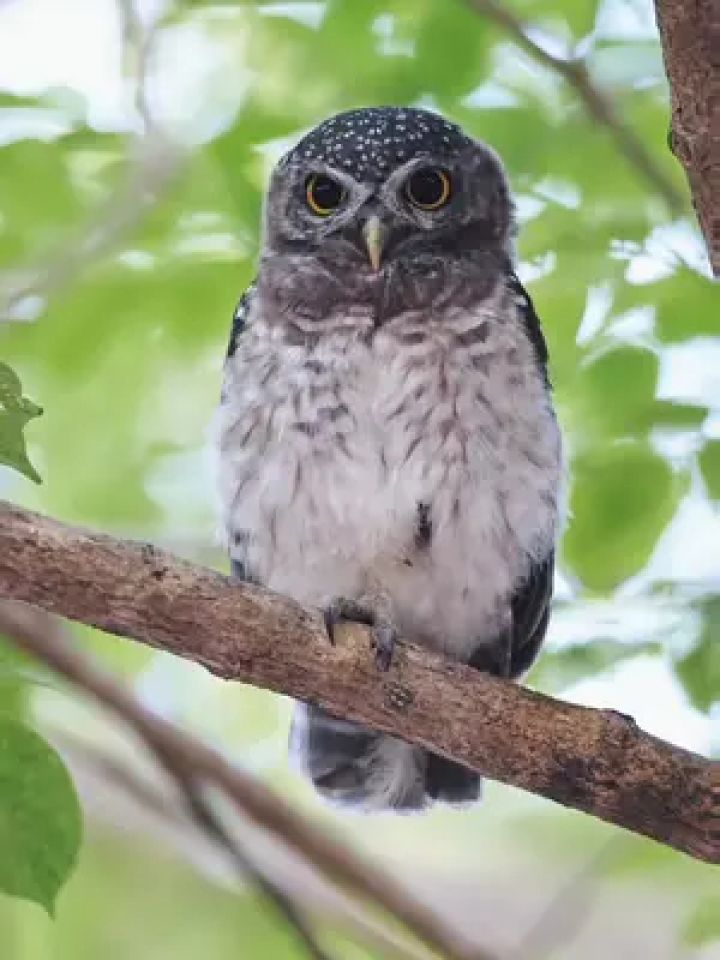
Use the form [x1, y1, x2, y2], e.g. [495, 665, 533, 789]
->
[674, 596, 720, 712]
[682, 896, 720, 948]
[0, 138, 83, 264]
[0, 129, 124, 267]
[0, 720, 82, 914]
[652, 269, 717, 343]
[562, 444, 686, 591]
[699, 439, 720, 502]
[577, 345, 658, 436]
[414, 2, 491, 98]
[0, 362, 43, 483]
[650, 400, 707, 429]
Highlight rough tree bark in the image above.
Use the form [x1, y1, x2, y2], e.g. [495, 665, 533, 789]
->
[0, 501, 718, 865]
[654, 0, 720, 275]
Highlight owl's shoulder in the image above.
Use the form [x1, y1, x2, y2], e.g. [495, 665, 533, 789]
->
[226, 281, 258, 359]
[504, 271, 550, 382]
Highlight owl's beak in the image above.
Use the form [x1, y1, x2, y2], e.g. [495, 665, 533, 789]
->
[362, 215, 386, 272]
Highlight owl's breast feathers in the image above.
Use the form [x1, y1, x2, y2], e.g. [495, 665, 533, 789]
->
[216, 272, 562, 660]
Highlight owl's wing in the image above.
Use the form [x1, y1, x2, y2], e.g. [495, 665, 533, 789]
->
[509, 551, 554, 678]
[506, 271, 549, 382]
[226, 281, 257, 359]
[507, 272, 553, 675]
[223, 282, 259, 584]
[468, 553, 554, 679]
[507, 272, 554, 675]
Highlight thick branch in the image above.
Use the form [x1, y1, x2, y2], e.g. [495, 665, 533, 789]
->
[654, 0, 720, 275]
[0, 501, 717, 864]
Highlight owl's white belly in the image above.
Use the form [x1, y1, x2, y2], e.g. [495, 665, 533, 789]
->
[217, 308, 561, 660]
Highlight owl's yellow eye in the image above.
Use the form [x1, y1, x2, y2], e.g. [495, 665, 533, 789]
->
[405, 167, 451, 211]
[306, 174, 344, 216]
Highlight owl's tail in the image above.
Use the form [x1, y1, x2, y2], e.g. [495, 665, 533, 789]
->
[290, 703, 481, 811]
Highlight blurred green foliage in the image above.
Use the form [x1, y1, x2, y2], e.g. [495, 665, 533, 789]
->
[0, 829, 316, 960]
[0, 0, 718, 956]
[0, 637, 34, 720]
[683, 896, 720, 950]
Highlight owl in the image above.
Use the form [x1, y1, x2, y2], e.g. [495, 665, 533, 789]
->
[216, 107, 562, 811]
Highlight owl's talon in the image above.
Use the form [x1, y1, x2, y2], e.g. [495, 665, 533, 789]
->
[324, 596, 397, 670]
[323, 605, 338, 645]
[372, 622, 397, 672]
[323, 597, 373, 645]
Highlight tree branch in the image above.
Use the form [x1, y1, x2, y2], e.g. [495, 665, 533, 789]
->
[464, 0, 686, 215]
[653, 0, 719, 275]
[0, 501, 717, 865]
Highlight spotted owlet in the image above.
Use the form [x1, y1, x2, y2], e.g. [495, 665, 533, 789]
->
[216, 107, 562, 811]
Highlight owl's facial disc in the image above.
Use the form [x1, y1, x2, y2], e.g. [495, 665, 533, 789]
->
[259, 108, 515, 324]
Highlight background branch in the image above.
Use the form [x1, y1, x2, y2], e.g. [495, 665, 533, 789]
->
[0, 597, 489, 960]
[0, 0, 182, 323]
[0, 602, 331, 960]
[175, 782, 334, 960]
[653, 0, 719, 274]
[0, 501, 717, 866]
[51, 733, 438, 960]
[464, 0, 685, 214]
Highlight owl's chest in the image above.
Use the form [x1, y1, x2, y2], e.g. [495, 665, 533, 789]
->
[218, 315, 560, 624]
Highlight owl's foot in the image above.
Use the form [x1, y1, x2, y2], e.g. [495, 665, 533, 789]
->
[324, 592, 398, 672]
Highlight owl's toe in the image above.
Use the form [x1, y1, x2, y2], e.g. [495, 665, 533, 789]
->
[324, 596, 371, 643]
[323, 594, 398, 670]
[371, 620, 397, 672]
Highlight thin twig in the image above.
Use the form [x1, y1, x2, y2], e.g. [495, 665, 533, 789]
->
[176, 779, 334, 960]
[464, 0, 685, 213]
[0, 599, 495, 960]
[511, 837, 624, 960]
[117, 0, 156, 136]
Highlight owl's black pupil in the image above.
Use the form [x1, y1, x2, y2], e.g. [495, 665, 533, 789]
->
[309, 175, 342, 211]
[407, 169, 446, 207]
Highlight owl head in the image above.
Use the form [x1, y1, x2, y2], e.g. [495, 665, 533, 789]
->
[258, 107, 514, 326]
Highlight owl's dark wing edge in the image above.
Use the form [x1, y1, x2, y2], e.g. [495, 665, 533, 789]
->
[226, 281, 257, 359]
[506, 270, 550, 384]
[225, 283, 259, 584]
[468, 272, 554, 678]
[509, 550, 554, 678]
[506, 269, 554, 677]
